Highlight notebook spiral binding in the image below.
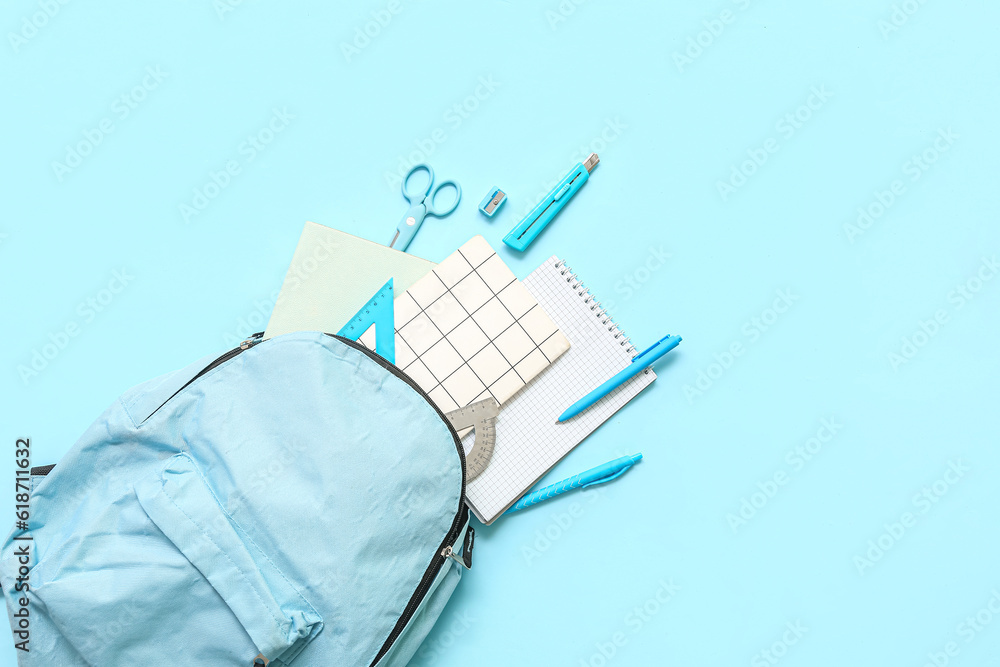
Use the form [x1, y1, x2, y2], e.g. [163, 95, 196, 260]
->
[555, 259, 637, 355]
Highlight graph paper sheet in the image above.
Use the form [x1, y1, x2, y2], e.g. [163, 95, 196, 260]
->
[465, 256, 657, 524]
[361, 236, 570, 413]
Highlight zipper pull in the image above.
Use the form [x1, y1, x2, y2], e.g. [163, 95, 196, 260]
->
[441, 525, 475, 569]
[253, 654, 269, 666]
[441, 545, 470, 569]
[240, 332, 264, 350]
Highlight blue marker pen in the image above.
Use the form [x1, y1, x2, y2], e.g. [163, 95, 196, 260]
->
[504, 453, 643, 515]
[503, 153, 599, 252]
[557, 334, 682, 423]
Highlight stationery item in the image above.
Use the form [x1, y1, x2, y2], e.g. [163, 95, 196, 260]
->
[558, 334, 682, 422]
[505, 453, 643, 514]
[264, 222, 436, 340]
[444, 398, 499, 481]
[389, 163, 462, 251]
[361, 236, 570, 416]
[478, 186, 506, 217]
[465, 256, 655, 524]
[338, 279, 396, 363]
[502, 153, 599, 252]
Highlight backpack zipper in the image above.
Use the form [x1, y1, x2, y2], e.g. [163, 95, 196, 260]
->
[158, 332, 469, 666]
[441, 531, 473, 570]
[335, 335, 469, 666]
[18, 333, 271, 476]
[441, 545, 464, 567]
[153, 331, 266, 411]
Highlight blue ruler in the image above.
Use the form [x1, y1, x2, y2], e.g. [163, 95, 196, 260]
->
[337, 278, 396, 364]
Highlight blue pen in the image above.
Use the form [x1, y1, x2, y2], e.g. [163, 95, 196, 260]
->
[505, 453, 643, 514]
[557, 334, 682, 423]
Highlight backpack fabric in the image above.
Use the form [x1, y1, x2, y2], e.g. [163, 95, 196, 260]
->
[1, 331, 472, 666]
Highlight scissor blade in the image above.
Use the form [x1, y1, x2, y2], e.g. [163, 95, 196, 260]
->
[389, 230, 400, 248]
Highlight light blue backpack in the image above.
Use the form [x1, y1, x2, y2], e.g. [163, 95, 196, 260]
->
[1, 331, 474, 666]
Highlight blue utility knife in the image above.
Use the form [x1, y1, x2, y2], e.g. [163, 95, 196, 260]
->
[503, 153, 599, 252]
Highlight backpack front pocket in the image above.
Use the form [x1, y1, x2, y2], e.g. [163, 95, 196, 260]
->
[31, 453, 322, 666]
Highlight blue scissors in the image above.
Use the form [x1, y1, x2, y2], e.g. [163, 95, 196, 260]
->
[389, 163, 462, 252]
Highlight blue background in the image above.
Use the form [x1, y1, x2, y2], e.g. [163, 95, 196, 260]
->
[3, 1, 999, 665]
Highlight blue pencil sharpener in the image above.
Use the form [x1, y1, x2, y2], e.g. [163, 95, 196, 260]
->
[478, 187, 506, 217]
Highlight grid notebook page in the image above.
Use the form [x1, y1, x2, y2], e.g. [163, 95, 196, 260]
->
[361, 236, 570, 414]
[465, 256, 657, 524]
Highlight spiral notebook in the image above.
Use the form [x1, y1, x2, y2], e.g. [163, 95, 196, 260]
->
[465, 256, 656, 524]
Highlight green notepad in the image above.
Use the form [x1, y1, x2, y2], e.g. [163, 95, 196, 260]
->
[264, 221, 436, 340]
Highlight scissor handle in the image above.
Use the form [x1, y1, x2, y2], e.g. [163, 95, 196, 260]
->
[424, 180, 462, 218]
[391, 203, 427, 252]
[402, 163, 434, 203]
